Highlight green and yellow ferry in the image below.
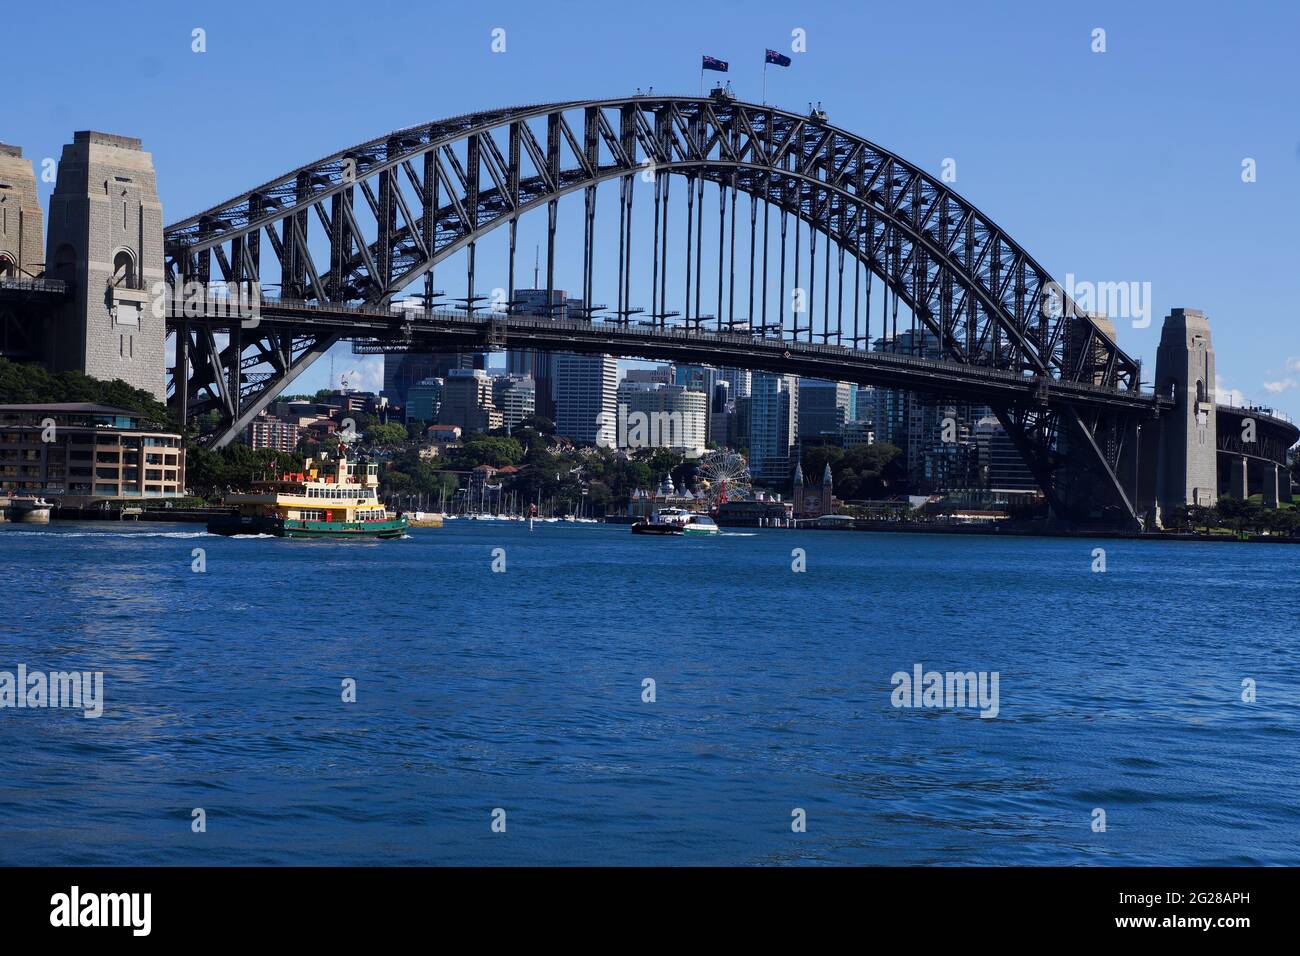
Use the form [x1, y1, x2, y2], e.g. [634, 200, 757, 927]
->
[207, 451, 408, 539]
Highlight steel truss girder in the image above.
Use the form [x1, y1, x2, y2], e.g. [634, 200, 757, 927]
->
[1214, 408, 1299, 467]
[165, 97, 1136, 384]
[163, 97, 1146, 521]
[171, 324, 339, 445]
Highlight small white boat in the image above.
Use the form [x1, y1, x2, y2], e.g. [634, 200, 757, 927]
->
[631, 508, 720, 536]
[7, 496, 53, 524]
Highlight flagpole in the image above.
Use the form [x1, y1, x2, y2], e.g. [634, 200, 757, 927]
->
[762, 59, 767, 104]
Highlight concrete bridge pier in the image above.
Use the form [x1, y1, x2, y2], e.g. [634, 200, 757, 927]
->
[1140, 308, 1218, 525]
[1262, 462, 1280, 508]
[45, 131, 166, 400]
[0, 145, 44, 279]
[1228, 455, 1248, 500]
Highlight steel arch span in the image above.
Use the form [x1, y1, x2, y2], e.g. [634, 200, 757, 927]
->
[164, 93, 1153, 527]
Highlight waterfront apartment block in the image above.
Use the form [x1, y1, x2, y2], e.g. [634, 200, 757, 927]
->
[247, 413, 301, 453]
[615, 381, 708, 456]
[0, 403, 184, 503]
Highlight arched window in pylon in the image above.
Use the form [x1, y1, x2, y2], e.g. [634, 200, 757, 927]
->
[111, 249, 136, 289]
[0, 254, 15, 279]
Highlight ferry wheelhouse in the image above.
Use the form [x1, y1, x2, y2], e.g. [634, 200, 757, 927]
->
[207, 450, 407, 539]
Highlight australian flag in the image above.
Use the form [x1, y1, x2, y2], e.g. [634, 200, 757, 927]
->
[765, 49, 792, 67]
[702, 55, 729, 73]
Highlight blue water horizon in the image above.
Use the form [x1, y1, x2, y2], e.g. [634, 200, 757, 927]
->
[1, 520, 1296, 865]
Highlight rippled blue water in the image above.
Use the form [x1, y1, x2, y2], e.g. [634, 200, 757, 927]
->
[0, 520, 1297, 865]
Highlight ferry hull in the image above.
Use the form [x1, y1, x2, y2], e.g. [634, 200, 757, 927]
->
[207, 514, 408, 539]
[631, 522, 680, 536]
[8, 505, 52, 524]
[631, 521, 719, 537]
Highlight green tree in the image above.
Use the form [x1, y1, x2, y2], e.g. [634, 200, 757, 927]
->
[830, 443, 907, 499]
[800, 445, 844, 484]
[1187, 504, 1218, 533]
[1161, 504, 1191, 531]
[0, 356, 170, 425]
[455, 436, 524, 468]
[187, 444, 302, 499]
[586, 480, 613, 515]
[513, 415, 556, 437]
[1264, 506, 1298, 537]
[365, 421, 409, 446]
[1216, 496, 1265, 535]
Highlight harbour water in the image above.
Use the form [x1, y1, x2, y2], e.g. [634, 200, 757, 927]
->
[1, 520, 1297, 865]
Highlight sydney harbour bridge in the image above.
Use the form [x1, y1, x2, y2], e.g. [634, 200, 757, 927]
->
[2, 91, 1295, 529]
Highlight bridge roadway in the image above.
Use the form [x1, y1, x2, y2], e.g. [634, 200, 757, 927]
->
[1215, 402, 1298, 468]
[192, 296, 1166, 416]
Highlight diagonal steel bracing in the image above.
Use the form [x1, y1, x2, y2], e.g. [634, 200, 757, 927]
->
[163, 94, 1149, 525]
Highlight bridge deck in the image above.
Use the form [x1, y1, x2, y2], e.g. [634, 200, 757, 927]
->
[168, 297, 1163, 414]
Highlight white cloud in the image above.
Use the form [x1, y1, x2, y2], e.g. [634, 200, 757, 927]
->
[1215, 375, 1248, 406]
[1262, 378, 1297, 395]
[345, 357, 385, 394]
[1286, 357, 1300, 373]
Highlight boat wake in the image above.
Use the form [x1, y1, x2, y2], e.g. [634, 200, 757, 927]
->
[3, 529, 213, 538]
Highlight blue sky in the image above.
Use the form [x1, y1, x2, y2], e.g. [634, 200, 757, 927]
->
[5, 0, 1297, 417]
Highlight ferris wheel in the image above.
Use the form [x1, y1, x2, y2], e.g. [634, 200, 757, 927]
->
[695, 450, 753, 506]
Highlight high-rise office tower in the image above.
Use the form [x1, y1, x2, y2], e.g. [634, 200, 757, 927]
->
[748, 372, 799, 484]
[552, 352, 617, 447]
